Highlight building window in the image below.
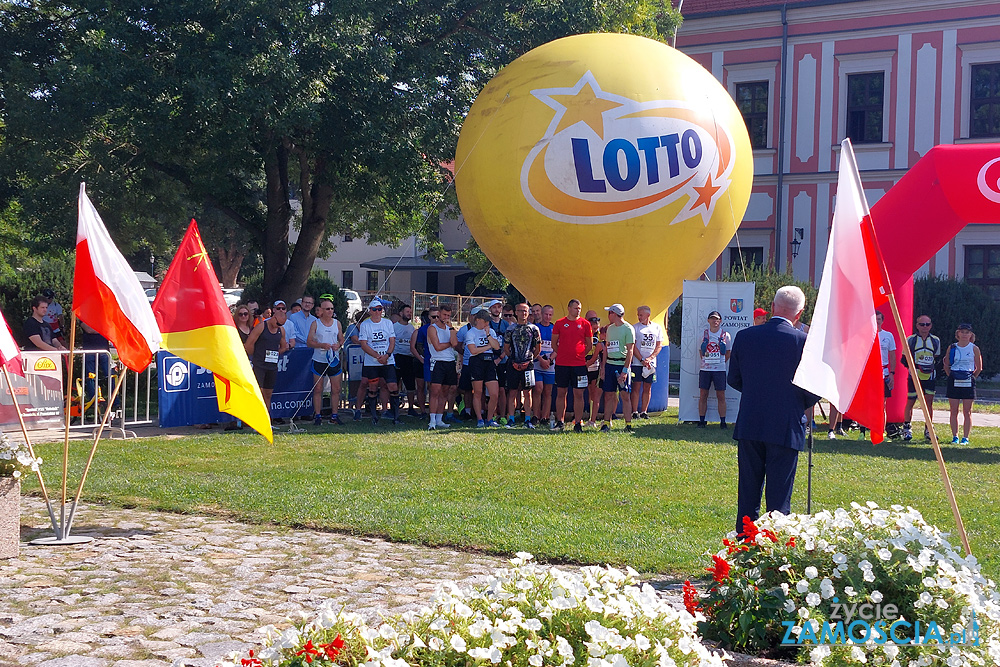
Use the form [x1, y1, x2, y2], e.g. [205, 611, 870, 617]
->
[729, 247, 764, 273]
[846, 72, 884, 143]
[971, 63, 1000, 138]
[735, 81, 769, 149]
[426, 271, 439, 293]
[366, 270, 379, 292]
[965, 245, 1000, 300]
[341, 270, 353, 289]
[343, 234, 353, 242]
[382, 271, 391, 292]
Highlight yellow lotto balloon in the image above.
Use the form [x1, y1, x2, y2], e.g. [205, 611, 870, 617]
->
[455, 33, 753, 331]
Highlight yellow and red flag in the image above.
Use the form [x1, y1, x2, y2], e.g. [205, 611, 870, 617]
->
[152, 220, 272, 442]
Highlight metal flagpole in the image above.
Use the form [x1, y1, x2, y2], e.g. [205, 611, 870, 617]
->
[844, 139, 972, 555]
[806, 405, 814, 514]
[2, 365, 59, 533]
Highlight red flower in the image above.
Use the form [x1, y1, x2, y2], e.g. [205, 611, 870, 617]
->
[761, 528, 779, 543]
[786, 536, 797, 548]
[739, 516, 759, 543]
[682, 580, 703, 614]
[240, 649, 262, 667]
[706, 554, 731, 582]
[320, 634, 345, 660]
[296, 640, 321, 664]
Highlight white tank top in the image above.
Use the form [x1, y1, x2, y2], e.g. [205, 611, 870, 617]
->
[429, 323, 457, 362]
[950, 343, 975, 373]
[311, 319, 341, 364]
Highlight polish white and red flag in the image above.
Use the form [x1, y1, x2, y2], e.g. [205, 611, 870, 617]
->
[793, 140, 889, 444]
[0, 308, 24, 377]
[74, 183, 161, 371]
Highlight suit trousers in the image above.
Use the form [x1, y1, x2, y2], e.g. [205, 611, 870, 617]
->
[736, 439, 799, 534]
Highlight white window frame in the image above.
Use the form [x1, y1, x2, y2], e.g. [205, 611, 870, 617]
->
[959, 43, 1000, 140]
[836, 52, 894, 144]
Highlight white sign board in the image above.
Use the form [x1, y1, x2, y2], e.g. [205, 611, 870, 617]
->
[678, 280, 755, 423]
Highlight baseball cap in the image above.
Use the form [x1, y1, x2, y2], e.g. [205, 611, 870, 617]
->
[369, 300, 385, 310]
[753, 308, 768, 318]
[294, 298, 302, 305]
[41, 288, 55, 299]
[707, 310, 722, 319]
[483, 299, 502, 308]
[273, 299, 286, 309]
[958, 323, 973, 331]
[604, 304, 625, 316]
[471, 305, 486, 315]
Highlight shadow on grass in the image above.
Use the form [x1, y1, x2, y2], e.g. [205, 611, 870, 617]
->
[806, 437, 1000, 464]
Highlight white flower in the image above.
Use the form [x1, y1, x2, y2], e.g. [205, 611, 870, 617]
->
[528, 655, 543, 666]
[804, 566, 819, 579]
[877, 547, 892, 561]
[522, 618, 543, 632]
[796, 580, 810, 593]
[806, 593, 821, 607]
[634, 634, 650, 650]
[450, 635, 467, 652]
[783, 599, 796, 613]
[428, 637, 443, 651]
[870, 590, 883, 603]
[833, 553, 848, 565]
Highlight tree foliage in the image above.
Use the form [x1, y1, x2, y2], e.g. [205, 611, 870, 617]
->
[914, 276, 1000, 377]
[1, 0, 680, 303]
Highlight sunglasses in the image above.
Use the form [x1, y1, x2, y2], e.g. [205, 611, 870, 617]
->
[917, 322, 931, 326]
[503, 313, 516, 318]
[588, 318, 600, 323]
[238, 312, 249, 316]
[274, 306, 286, 311]
[370, 307, 383, 312]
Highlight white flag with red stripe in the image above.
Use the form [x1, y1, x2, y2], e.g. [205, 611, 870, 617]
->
[0, 308, 24, 377]
[793, 140, 889, 443]
[74, 183, 161, 372]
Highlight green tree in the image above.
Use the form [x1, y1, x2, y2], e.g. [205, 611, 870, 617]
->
[1, 0, 681, 303]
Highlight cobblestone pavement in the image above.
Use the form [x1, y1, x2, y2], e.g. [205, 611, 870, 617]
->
[1, 499, 687, 667]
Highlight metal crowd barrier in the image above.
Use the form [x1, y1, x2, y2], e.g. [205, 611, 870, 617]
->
[38, 350, 155, 436]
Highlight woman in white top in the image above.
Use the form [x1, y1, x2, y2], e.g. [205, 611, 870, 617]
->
[307, 299, 345, 426]
[942, 323, 982, 445]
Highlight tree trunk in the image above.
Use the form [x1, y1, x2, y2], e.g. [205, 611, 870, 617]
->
[262, 143, 292, 301]
[216, 240, 245, 288]
[278, 153, 334, 303]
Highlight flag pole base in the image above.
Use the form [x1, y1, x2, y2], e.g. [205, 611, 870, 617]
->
[30, 535, 94, 546]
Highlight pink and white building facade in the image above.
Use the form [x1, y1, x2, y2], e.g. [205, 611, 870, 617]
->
[674, 0, 1000, 292]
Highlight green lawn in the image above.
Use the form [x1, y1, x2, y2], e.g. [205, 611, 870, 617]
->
[23, 411, 1000, 580]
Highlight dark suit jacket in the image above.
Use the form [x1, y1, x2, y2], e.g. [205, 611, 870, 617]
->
[727, 317, 819, 451]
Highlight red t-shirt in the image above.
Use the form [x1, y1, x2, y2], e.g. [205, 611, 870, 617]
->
[554, 317, 593, 367]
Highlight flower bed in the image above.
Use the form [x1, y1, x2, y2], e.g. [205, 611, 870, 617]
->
[0, 431, 42, 479]
[222, 553, 727, 667]
[687, 503, 1000, 665]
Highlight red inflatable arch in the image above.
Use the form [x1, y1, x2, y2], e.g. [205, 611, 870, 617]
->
[867, 144, 1000, 422]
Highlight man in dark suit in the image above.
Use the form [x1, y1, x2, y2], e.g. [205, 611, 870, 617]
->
[727, 286, 819, 534]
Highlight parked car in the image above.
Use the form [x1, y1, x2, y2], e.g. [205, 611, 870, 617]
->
[145, 288, 157, 304]
[342, 289, 363, 320]
[221, 287, 244, 308]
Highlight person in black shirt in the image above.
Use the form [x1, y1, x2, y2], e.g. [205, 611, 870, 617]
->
[23, 295, 65, 351]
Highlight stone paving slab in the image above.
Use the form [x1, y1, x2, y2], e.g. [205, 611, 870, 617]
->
[1, 498, 690, 667]
[1, 498, 517, 667]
